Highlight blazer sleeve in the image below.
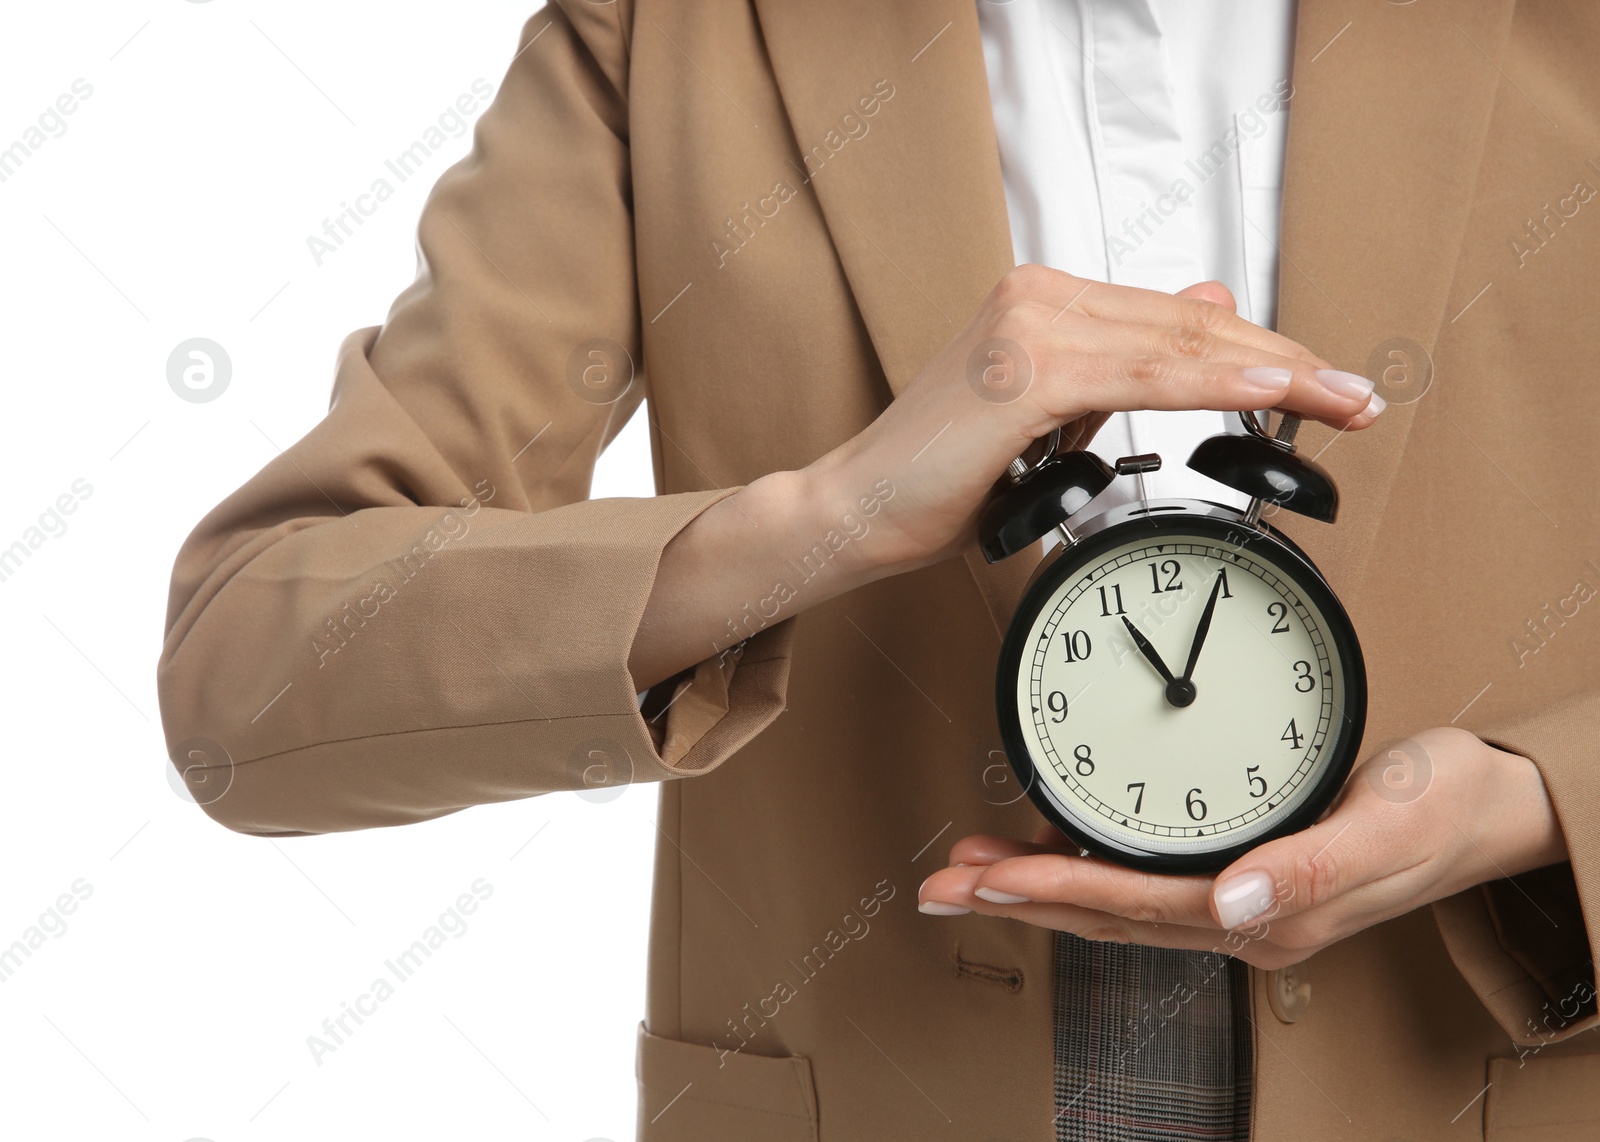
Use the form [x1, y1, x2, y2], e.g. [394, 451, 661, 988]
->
[1432, 688, 1600, 1048]
[155, 1, 794, 838]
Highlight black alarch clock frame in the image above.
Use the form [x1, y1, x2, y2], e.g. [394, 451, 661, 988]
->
[981, 411, 1369, 874]
[992, 503, 1368, 874]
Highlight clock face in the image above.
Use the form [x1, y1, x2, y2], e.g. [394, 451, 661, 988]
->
[996, 508, 1365, 872]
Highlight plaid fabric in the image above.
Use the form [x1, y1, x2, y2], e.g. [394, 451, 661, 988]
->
[1052, 932, 1252, 1141]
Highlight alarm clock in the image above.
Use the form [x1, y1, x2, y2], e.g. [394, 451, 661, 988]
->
[980, 413, 1367, 874]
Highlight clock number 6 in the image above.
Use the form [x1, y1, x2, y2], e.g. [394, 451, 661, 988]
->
[1185, 787, 1207, 821]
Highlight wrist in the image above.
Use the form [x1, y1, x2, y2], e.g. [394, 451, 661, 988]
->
[794, 451, 916, 586]
[732, 464, 887, 604]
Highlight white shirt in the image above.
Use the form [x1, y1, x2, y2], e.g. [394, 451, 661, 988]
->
[977, 0, 1297, 513]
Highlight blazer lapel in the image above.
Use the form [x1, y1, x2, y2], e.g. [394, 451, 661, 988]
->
[1270, 0, 1516, 594]
[750, 0, 1047, 638]
[751, 0, 1516, 635]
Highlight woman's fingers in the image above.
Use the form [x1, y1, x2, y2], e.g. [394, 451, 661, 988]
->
[921, 852, 1218, 928]
[918, 863, 1232, 951]
[1025, 264, 1331, 369]
[1022, 345, 1378, 433]
[946, 832, 1070, 867]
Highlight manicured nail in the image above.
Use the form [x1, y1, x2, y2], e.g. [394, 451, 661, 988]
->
[1361, 391, 1387, 418]
[1314, 369, 1376, 401]
[1214, 870, 1277, 929]
[919, 901, 972, 916]
[974, 887, 1030, 904]
[1241, 367, 1292, 391]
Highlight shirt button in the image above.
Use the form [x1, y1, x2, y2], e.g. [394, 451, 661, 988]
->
[1267, 964, 1312, 1023]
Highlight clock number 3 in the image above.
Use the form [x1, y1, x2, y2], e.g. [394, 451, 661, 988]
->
[1292, 660, 1315, 691]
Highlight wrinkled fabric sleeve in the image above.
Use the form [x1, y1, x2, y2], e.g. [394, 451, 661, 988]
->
[155, 1, 794, 837]
[1433, 689, 1600, 1046]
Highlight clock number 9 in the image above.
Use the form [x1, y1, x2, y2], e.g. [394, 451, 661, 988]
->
[1060, 630, 1092, 663]
[1292, 660, 1315, 692]
[1047, 690, 1068, 723]
[1073, 743, 1094, 776]
[1185, 787, 1207, 821]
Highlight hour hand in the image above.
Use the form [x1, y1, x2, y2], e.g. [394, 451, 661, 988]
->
[1120, 616, 1175, 683]
[1122, 615, 1197, 708]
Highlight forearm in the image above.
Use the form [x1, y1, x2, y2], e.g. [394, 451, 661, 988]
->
[627, 465, 896, 690]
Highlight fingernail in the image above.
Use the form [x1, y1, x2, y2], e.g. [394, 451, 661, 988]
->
[974, 886, 1030, 904]
[1314, 368, 1376, 402]
[1361, 391, 1387, 418]
[1241, 366, 1292, 391]
[919, 901, 972, 916]
[1214, 870, 1277, 929]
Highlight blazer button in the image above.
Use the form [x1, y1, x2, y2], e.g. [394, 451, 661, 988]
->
[1266, 964, 1312, 1023]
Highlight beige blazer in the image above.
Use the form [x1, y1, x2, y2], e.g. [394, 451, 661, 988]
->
[158, 0, 1600, 1137]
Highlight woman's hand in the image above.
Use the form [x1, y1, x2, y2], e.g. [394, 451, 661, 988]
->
[631, 265, 1382, 689]
[916, 727, 1568, 970]
[807, 264, 1385, 582]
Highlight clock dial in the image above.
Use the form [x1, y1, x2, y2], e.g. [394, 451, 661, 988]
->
[1004, 517, 1359, 865]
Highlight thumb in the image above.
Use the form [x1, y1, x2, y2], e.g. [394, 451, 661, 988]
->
[1176, 279, 1237, 312]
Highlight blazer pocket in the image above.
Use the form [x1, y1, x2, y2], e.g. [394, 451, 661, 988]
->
[635, 1022, 819, 1142]
[1485, 1053, 1600, 1140]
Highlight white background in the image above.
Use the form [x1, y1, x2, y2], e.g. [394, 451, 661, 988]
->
[0, 3, 657, 1139]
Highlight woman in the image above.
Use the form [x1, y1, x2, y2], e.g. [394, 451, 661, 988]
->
[158, 1, 1600, 1138]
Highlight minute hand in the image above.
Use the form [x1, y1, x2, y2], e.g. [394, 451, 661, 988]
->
[1179, 571, 1227, 685]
